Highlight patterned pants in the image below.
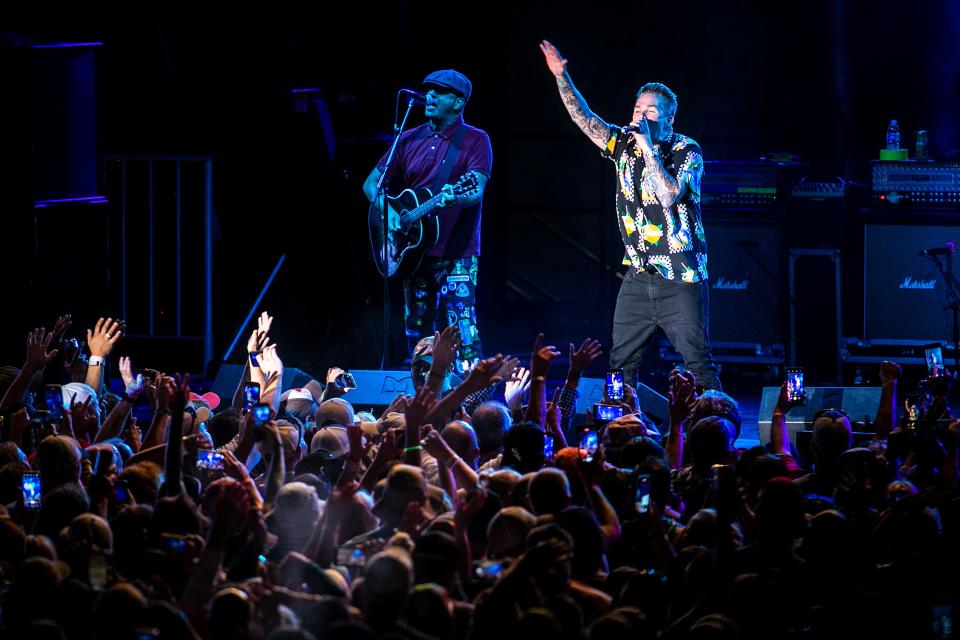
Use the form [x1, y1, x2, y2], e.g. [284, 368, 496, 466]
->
[403, 255, 483, 371]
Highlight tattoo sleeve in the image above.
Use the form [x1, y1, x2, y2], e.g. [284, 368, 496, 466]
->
[556, 72, 612, 150]
[642, 148, 684, 208]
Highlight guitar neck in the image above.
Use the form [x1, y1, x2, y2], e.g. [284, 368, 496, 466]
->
[405, 192, 445, 223]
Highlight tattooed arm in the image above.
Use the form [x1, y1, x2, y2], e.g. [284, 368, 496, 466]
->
[540, 40, 612, 150]
[641, 146, 686, 208]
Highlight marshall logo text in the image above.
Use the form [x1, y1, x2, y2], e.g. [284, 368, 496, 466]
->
[713, 277, 750, 290]
[899, 277, 937, 290]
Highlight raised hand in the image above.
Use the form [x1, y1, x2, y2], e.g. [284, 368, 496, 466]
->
[880, 360, 902, 385]
[258, 345, 284, 379]
[378, 427, 402, 462]
[346, 423, 370, 464]
[463, 354, 507, 392]
[87, 317, 124, 358]
[50, 314, 73, 345]
[569, 338, 603, 374]
[530, 333, 561, 378]
[170, 374, 191, 416]
[383, 393, 411, 417]
[539, 40, 568, 77]
[431, 325, 462, 374]
[246, 311, 274, 353]
[124, 417, 141, 453]
[668, 369, 697, 426]
[622, 383, 641, 414]
[421, 428, 453, 462]
[156, 375, 176, 412]
[118, 356, 144, 400]
[505, 367, 531, 413]
[404, 386, 438, 431]
[118, 356, 134, 389]
[492, 356, 520, 385]
[25, 328, 59, 370]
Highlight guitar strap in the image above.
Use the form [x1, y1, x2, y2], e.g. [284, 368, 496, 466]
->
[431, 124, 469, 195]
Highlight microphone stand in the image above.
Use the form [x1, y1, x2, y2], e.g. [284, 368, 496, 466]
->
[374, 94, 418, 370]
[924, 252, 960, 374]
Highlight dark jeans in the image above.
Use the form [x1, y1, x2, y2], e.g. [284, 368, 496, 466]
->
[610, 271, 721, 391]
[403, 255, 483, 369]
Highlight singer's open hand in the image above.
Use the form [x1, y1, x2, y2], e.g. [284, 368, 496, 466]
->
[539, 40, 567, 77]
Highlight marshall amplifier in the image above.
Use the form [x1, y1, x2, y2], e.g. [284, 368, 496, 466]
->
[871, 161, 960, 209]
[701, 161, 806, 212]
[863, 223, 960, 341]
[702, 213, 782, 346]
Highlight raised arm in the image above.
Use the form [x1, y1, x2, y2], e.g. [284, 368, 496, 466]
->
[540, 40, 613, 150]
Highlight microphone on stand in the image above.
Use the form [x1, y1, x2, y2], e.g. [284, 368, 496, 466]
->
[399, 88, 428, 103]
[919, 247, 954, 257]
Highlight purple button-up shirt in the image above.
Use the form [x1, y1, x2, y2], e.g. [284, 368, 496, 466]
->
[377, 115, 492, 257]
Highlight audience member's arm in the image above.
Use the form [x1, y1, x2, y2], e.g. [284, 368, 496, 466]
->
[161, 376, 188, 497]
[252, 347, 284, 413]
[453, 489, 486, 580]
[423, 429, 478, 492]
[875, 361, 901, 440]
[260, 420, 286, 509]
[234, 312, 274, 408]
[578, 458, 621, 544]
[1, 328, 59, 411]
[335, 424, 368, 488]
[560, 339, 601, 432]
[361, 428, 399, 492]
[427, 355, 506, 426]
[307, 481, 358, 566]
[84, 317, 124, 394]
[141, 376, 172, 450]
[770, 382, 792, 458]
[427, 326, 461, 395]
[545, 391, 569, 449]
[525, 334, 560, 427]
[403, 386, 439, 467]
[666, 370, 697, 469]
[180, 481, 249, 632]
[94, 357, 144, 443]
[504, 367, 531, 421]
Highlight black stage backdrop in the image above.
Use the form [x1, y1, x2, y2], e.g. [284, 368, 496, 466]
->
[2, 0, 959, 376]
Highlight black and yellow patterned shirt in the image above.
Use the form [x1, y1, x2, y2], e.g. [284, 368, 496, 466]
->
[602, 129, 707, 283]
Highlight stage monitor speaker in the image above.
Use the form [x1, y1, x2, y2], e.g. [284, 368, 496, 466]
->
[701, 214, 781, 346]
[211, 365, 316, 405]
[757, 385, 882, 449]
[864, 222, 960, 342]
[573, 377, 668, 428]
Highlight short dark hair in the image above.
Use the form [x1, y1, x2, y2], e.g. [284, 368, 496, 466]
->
[636, 82, 678, 118]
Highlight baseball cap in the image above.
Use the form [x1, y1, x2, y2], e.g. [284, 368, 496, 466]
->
[423, 69, 472, 101]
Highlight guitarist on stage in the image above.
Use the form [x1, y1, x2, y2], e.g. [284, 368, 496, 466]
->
[363, 69, 492, 371]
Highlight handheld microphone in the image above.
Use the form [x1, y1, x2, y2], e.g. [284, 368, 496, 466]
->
[919, 247, 954, 257]
[399, 88, 428, 103]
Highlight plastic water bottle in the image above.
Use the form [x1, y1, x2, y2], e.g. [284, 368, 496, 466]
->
[886, 119, 901, 150]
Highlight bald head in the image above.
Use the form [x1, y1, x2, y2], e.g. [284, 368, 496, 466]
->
[812, 415, 852, 465]
[36, 436, 82, 490]
[441, 421, 478, 466]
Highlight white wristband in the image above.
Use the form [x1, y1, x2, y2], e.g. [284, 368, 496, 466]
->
[89, 356, 106, 366]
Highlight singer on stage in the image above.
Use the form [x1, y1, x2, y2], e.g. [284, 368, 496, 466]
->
[363, 69, 492, 369]
[540, 41, 721, 391]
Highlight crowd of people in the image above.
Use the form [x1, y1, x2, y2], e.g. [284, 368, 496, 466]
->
[0, 311, 956, 639]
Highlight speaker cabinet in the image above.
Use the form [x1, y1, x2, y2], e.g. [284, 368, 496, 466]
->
[702, 213, 782, 346]
[863, 222, 960, 342]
